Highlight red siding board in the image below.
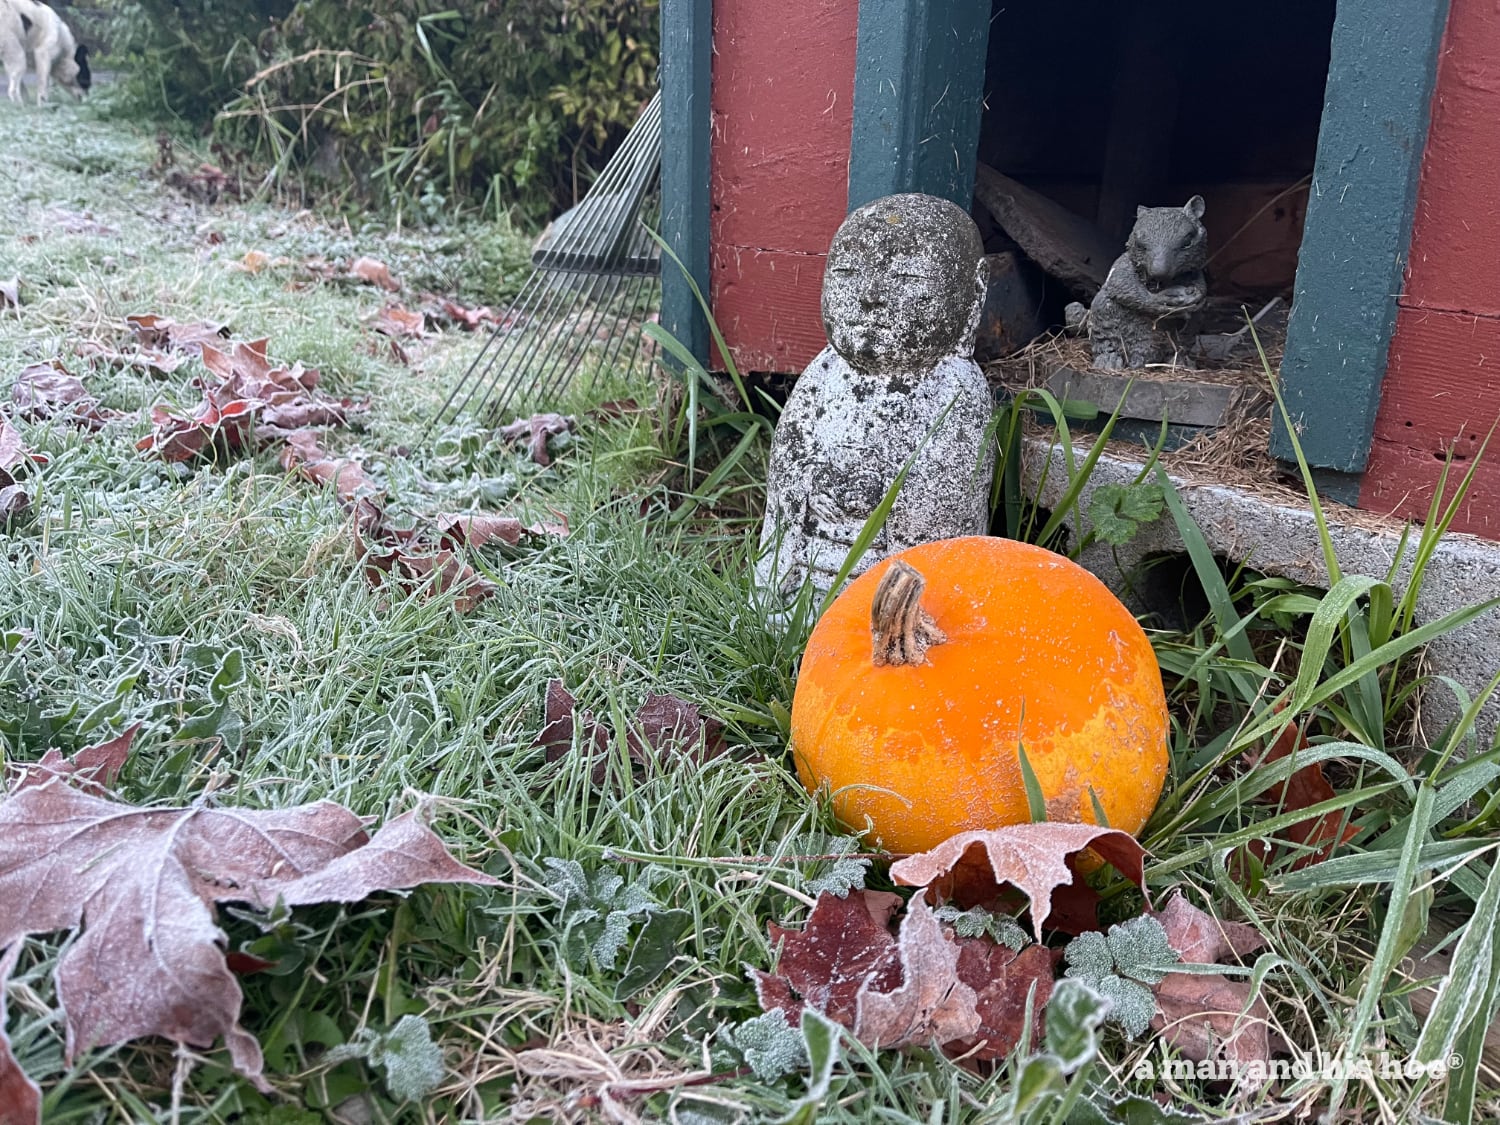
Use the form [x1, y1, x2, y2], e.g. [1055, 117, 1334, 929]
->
[1361, 0, 1500, 536]
[709, 0, 857, 373]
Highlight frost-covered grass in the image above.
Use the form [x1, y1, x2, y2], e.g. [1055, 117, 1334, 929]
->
[5, 92, 1500, 1125]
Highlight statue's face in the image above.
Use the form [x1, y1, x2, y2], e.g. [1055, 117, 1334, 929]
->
[821, 195, 986, 373]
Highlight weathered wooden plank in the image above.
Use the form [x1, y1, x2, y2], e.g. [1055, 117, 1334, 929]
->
[660, 0, 713, 366]
[1270, 0, 1451, 474]
[1361, 305, 1500, 535]
[708, 0, 856, 374]
[846, 0, 991, 212]
[1399, 0, 1500, 318]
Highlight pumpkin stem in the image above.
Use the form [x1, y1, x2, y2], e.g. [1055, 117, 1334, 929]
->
[870, 560, 947, 667]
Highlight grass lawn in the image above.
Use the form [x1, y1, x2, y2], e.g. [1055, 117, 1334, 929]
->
[3, 95, 1500, 1125]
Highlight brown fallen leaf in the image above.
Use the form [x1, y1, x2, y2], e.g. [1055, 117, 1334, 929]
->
[10, 724, 141, 794]
[350, 256, 400, 292]
[436, 512, 528, 549]
[532, 680, 728, 782]
[1146, 892, 1276, 1076]
[852, 898, 983, 1050]
[1241, 717, 1358, 871]
[949, 940, 1054, 1060]
[1150, 893, 1266, 966]
[0, 943, 40, 1125]
[11, 362, 118, 431]
[353, 500, 497, 614]
[125, 314, 230, 355]
[279, 431, 374, 502]
[47, 208, 115, 236]
[373, 305, 426, 340]
[0, 784, 497, 1088]
[753, 889, 902, 1027]
[0, 279, 18, 310]
[0, 417, 41, 474]
[78, 340, 185, 378]
[0, 485, 27, 526]
[234, 250, 276, 275]
[498, 412, 574, 467]
[889, 824, 1149, 939]
[1150, 970, 1275, 1075]
[432, 297, 498, 331]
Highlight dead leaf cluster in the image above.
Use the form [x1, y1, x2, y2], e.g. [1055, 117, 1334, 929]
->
[532, 679, 728, 785]
[350, 498, 566, 615]
[752, 822, 1282, 1074]
[11, 360, 121, 431]
[0, 734, 497, 1121]
[137, 337, 365, 462]
[500, 412, 575, 467]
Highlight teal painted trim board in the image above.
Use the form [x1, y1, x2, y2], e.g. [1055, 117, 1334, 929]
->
[1271, 0, 1451, 474]
[660, 0, 713, 366]
[846, 0, 991, 212]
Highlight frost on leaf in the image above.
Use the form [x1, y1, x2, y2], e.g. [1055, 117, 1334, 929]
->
[542, 858, 664, 970]
[752, 890, 902, 1027]
[852, 899, 982, 1050]
[1146, 893, 1276, 1072]
[729, 1008, 808, 1082]
[947, 938, 1054, 1060]
[366, 1015, 445, 1102]
[889, 823, 1148, 939]
[8, 724, 140, 794]
[934, 904, 1029, 949]
[1062, 916, 1177, 1036]
[0, 785, 497, 1088]
[804, 855, 870, 898]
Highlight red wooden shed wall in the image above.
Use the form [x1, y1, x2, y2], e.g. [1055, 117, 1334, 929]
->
[1361, 0, 1500, 537]
[708, 0, 857, 374]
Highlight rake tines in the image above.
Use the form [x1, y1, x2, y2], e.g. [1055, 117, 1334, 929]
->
[427, 91, 663, 435]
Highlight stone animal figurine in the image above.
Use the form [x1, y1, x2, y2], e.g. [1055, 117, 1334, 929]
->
[1078, 196, 1208, 369]
[756, 193, 995, 604]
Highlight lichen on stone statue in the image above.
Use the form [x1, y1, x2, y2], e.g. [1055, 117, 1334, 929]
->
[756, 193, 996, 603]
[1081, 196, 1208, 370]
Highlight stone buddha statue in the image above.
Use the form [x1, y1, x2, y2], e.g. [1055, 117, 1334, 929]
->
[756, 192, 996, 603]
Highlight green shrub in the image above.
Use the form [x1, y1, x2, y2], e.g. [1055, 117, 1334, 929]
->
[106, 0, 657, 223]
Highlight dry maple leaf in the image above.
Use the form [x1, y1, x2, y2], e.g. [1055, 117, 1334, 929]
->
[1150, 893, 1265, 966]
[125, 314, 230, 355]
[11, 363, 117, 431]
[353, 500, 497, 614]
[0, 943, 39, 1125]
[889, 823, 1149, 939]
[853, 898, 983, 1050]
[0, 486, 26, 525]
[433, 298, 497, 330]
[373, 305, 426, 340]
[1145, 892, 1276, 1075]
[948, 939, 1054, 1060]
[350, 256, 400, 292]
[498, 412, 575, 467]
[0, 784, 497, 1090]
[532, 680, 729, 785]
[753, 889, 903, 1027]
[0, 418, 40, 475]
[1240, 717, 1358, 871]
[280, 431, 374, 502]
[9, 724, 140, 794]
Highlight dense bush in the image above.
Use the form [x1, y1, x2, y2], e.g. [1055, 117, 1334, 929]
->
[110, 0, 659, 224]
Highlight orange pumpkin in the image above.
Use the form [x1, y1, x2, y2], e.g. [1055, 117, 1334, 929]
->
[791, 536, 1169, 853]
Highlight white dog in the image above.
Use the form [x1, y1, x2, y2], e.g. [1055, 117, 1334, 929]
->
[0, 0, 90, 103]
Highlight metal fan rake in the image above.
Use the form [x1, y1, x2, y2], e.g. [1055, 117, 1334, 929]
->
[428, 90, 662, 432]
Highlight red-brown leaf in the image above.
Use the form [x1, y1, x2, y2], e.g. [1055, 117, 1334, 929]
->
[948, 939, 1054, 1060]
[125, 314, 229, 354]
[1150, 971, 1275, 1073]
[279, 432, 373, 502]
[0, 944, 40, 1125]
[373, 305, 426, 340]
[498, 412, 574, 467]
[1150, 893, 1266, 965]
[350, 256, 400, 292]
[11, 724, 141, 794]
[0, 485, 28, 523]
[0, 787, 496, 1087]
[11, 362, 117, 431]
[1244, 719, 1358, 869]
[755, 890, 902, 1027]
[889, 824, 1149, 939]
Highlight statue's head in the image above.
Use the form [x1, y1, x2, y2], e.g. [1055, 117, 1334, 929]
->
[822, 193, 987, 374]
